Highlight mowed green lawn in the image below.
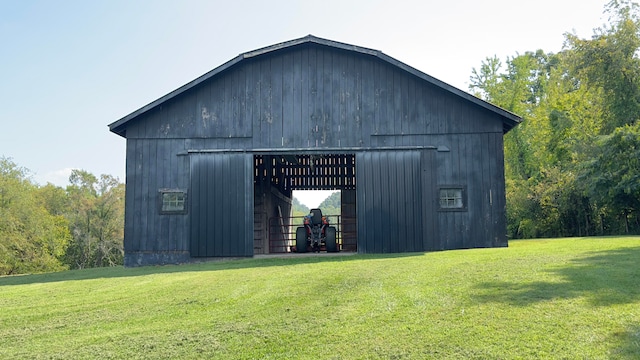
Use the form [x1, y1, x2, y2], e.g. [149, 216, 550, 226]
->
[1, 237, 639, 359]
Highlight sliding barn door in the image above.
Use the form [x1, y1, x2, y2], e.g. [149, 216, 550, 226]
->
[356, 151, 423, 253]
[190, 153, 253, 257]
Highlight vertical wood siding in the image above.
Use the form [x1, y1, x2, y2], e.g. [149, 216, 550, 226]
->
[420, 149, 439, 250]
[124, 138, 189, 255]
[434, 133, 507, 249]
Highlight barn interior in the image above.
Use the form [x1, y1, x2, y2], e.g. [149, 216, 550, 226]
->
[253, 153, 357, 254]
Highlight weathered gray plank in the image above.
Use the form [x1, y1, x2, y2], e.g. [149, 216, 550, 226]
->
[270, 55, 284, 147]
[420, 149, 438, 250]
[321, 49, 332, 147]
[299, 48, 310, 148]
[358, 55, 370, 147]
[259, 57, 271, 148]
[124, 139, 138, 252]
[158, 141, 170, 251]
[289, 49, 302, 148]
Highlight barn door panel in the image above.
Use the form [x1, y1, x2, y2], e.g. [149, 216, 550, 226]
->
[356, 151, 423, 253]
[190, 153, 253, 257]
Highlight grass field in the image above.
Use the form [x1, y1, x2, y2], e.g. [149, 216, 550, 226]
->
[1, 237, 639, 359]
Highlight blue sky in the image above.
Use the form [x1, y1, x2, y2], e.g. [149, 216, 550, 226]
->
[0, 0, 609, 207]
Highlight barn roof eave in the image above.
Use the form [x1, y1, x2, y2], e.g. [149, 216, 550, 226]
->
[108, 34, 521, 137]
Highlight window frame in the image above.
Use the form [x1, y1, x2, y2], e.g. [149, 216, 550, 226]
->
[437, 185, 467, 212]
[158, 189, 188, 215]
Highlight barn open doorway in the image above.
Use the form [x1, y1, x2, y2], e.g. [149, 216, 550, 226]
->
[253, 154, 356, 254]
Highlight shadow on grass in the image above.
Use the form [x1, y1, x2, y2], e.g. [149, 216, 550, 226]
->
[609, 325, 640, 359]
[0, 251, 423, 287]
[473, 246, 640, 307]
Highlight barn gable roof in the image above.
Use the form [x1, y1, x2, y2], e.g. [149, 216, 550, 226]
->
[108, 34, 521, 137]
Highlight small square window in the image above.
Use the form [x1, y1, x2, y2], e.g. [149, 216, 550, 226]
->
[159, 189, 187, 214]
[439, 187, 466, 211]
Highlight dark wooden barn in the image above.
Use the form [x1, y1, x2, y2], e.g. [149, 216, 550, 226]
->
[109, 35, 521, 266]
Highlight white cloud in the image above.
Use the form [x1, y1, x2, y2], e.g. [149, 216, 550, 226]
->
[41, 168, 76, 187]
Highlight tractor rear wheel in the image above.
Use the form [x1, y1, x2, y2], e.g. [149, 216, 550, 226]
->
[325, 226, 338, 252]
[296, 227, 308, 253]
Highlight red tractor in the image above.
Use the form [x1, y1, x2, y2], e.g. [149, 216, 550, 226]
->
[295, 208, 338, 253]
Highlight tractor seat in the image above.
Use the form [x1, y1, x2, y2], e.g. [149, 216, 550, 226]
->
[309, 208, 323, 225]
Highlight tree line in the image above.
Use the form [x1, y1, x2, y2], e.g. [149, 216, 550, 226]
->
[470, 1, 640, 238]
[0, 157, 124, 275]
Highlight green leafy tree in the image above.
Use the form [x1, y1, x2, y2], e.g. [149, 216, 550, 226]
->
[65, 170, 124, 269]
[0, 157, 69, 275]
[471, 51, 552, 183]
[318, 191, 341, 217]
[566, 0, 640, 133]
[470, 1, 640, 238]
[567, 1, 640, 234]
[37, 183, 70, 216]
[291, 196, 310, 217]
[581, 123, 640, 233]
[92, 174, 125, 267]
[316, 191, 341, 227]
